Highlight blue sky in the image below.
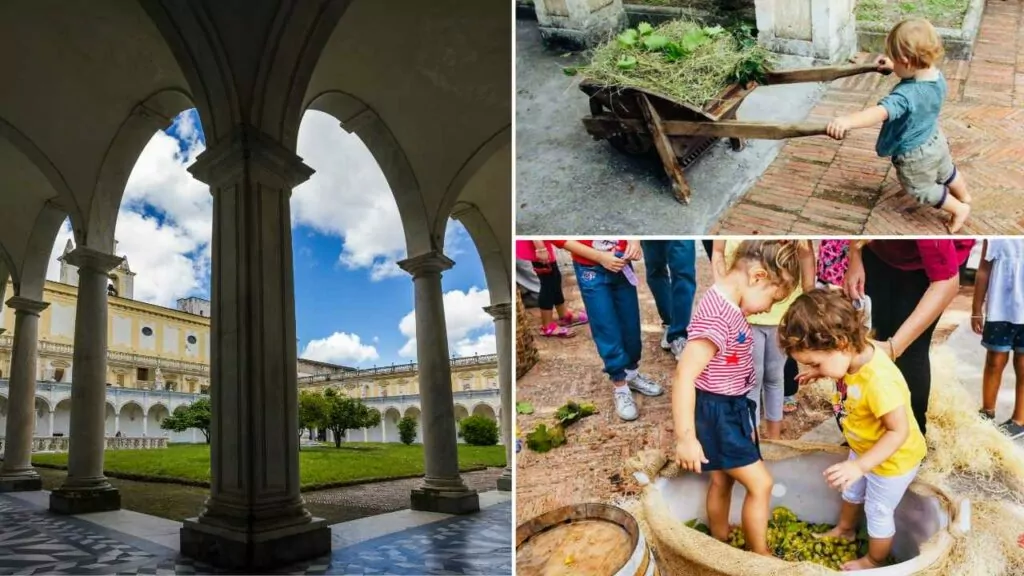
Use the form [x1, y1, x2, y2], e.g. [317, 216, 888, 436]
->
[48, 110, 496, 368]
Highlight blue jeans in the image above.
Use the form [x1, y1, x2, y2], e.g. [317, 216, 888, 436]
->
[574, 263, 642, 381]
[640, 240, 696, 343]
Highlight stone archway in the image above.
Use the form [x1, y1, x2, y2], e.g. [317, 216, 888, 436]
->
[404, 406, 422, 444]
[119, 402, 145, 437]
[147, 404, 169, 439]
[471, 403, 496, 421]
[103, 402, 117, 437]
[454, 404, 470, 444]
[52, 398, 71, 436]
[33, 397, 50, 437]
[383, 408, 402, 443]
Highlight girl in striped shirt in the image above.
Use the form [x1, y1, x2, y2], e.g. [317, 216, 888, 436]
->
[672, 241, 804, 557]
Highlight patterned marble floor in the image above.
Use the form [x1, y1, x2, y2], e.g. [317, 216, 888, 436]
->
[0, 493, 512, 575]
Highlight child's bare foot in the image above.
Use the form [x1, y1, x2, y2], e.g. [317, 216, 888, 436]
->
[842, 554, 883, 571]
[947, 202, 970, 234]
[814, 526, 856, 542]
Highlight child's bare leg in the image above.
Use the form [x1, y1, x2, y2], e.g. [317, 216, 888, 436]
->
[938, 193, 970, 234]
[539, 308, 554, 326]
[554, 303, 569, 319]
[1013, 352, 1024, 424]
[816, 500, 859, 541]
[843, 537, 891, 571]
[726, 461, 773, 556]
[983, 351, 1010, 415]
[706, 471, 735, 542]
[946, 170, 971, 203]
[764, 419, 782, 440]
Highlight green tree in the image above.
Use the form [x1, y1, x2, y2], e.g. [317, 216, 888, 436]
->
[299, 391, 328, 440]
[160, 397, 212, 444]
[324, 393, 382, 448]
[458, 415, 499, 446]
[398, 416, 418, 445]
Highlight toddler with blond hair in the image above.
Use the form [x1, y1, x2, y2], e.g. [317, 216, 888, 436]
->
[826, 19, 970, 233]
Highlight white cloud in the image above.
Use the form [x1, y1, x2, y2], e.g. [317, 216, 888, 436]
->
[301, 332, 379, 365]
[293, 111, 407, 280]
[397, 287, 495, 358]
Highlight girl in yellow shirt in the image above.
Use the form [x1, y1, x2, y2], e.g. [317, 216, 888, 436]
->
[778, 290, 926, 571]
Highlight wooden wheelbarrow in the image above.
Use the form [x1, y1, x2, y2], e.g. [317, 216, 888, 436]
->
[581, 58, 891, 203]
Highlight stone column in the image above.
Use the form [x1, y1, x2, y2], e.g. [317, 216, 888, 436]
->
[143, 413, 147, 436]
[50, 248, 123, 513]
[114, 409, 120, 435]
[534, 0, 627, 50]
[754, 0, 856, 63]
[178, 127, 329, 570]
[48, 410, 54, 437]
[398, 252, 479, 514]
[0, 296, 49, 492]
[485, 302, 512, 492]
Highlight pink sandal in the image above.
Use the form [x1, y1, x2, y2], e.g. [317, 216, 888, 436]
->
[558, 310, 589, 327]
[540, 323, 575, 338]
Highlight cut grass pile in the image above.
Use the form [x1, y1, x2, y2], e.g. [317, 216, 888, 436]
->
[32, 442, 506, 490]
[856, 0, 971, 30]
[573, 20, 774, 108]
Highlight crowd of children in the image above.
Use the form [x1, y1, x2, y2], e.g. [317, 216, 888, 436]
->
[517, 237, 1024, 571]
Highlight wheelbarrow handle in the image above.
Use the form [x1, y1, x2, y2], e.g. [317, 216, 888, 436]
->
[659, 119, 829, 140]
[764, 58, 893, 86]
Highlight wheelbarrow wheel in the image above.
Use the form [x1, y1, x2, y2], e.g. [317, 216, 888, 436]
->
[608, 132, 653, 156]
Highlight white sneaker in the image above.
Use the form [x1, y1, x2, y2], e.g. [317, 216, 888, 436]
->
[626, 370, 664, 396]
[660, 325, 671, 350]
[670, 337, 688, 360]
[614, 388, 638, 421]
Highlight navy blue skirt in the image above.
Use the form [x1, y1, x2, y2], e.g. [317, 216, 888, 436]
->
[695, 389, 762, 471]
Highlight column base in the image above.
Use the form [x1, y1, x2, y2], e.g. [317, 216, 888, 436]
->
[497, 474, 512, 492]
[49, 487, 121, 514]
[180, 517, 331, 570]
[0, 475, 42, 492]
[411, 488, 480, 515]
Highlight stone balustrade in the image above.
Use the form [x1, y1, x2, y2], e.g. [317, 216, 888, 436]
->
[0, 436, 168, 455]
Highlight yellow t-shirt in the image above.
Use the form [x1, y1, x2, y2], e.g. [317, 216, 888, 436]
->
[723, 240, 801, 325]
[837, 344, 927, 477]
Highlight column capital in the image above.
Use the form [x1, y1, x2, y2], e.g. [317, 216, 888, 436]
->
[398, 251, 454, 278]
[483, 302, 511, 321]
[63, 247, 123, 274]
[188, 126, 314, 189]
[5, 296, 49, 317]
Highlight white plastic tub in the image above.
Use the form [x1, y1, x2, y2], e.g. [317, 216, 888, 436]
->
[649, 450, 970, 575]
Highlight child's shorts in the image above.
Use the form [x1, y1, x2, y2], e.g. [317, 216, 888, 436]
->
[982, 321, 1024, 353]
[892, 129, 957, 208]
[695, 389, 761, 471]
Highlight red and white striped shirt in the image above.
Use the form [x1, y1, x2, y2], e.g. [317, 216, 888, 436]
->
[689, 286, 755, 396]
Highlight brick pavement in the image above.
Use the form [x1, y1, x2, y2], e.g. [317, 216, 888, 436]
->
[515, 248, 978, 523]
[712, 0, 1024, 235]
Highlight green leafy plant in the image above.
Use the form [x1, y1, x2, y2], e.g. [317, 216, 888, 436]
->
[516, 401, 535, 414]
[554, 401, 598, 426]
[160, 398, 211, 443]
[525, 423, 566, 453]
[398, 416, 418, 445]
[458, 415, 500, 446]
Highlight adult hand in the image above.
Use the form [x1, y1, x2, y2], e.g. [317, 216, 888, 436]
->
[845, 255, 866, 301]
[596, 251, 626, 273]
[824, 460, 864, 492]
[795, 369, 822, 386]
[675, 436, 709, 474]
[623, 240, 643, 262]
[534, 246, 550, 264]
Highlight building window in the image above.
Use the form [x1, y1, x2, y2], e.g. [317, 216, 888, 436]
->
[200, 385, 209, 395]
[137, 367, 150, 381]
[167, 381, 177, 392]
[141, 326, 153, 337]
[53, 368, 64, 382]
[116, 374, 125, 387]
[187, 335, 197, 345]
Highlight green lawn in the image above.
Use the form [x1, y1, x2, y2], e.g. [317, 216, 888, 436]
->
[33, 443, 506, 490]
[856, 0, 970, 29]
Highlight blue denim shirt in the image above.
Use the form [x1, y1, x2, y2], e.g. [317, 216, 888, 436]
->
[876, 72, 947, 158]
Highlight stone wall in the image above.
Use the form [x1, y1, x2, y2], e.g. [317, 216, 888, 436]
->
[0, 436, 168, 455]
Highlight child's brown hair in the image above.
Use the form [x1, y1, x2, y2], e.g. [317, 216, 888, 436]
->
[729, 240, 803, 294]
[778, 289, 871, 355]
[886, 19, 944, 69]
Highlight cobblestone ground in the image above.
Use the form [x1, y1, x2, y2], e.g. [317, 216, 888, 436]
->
[304, 468, 504, 517]
[515, 247, 976, 522]
[713, 0, 1024, 235]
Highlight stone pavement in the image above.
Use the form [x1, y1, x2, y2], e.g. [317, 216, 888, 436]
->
[714, 0, 1024, 235]
[303, 468, 503, 514]
[0, 488, 512, 576]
